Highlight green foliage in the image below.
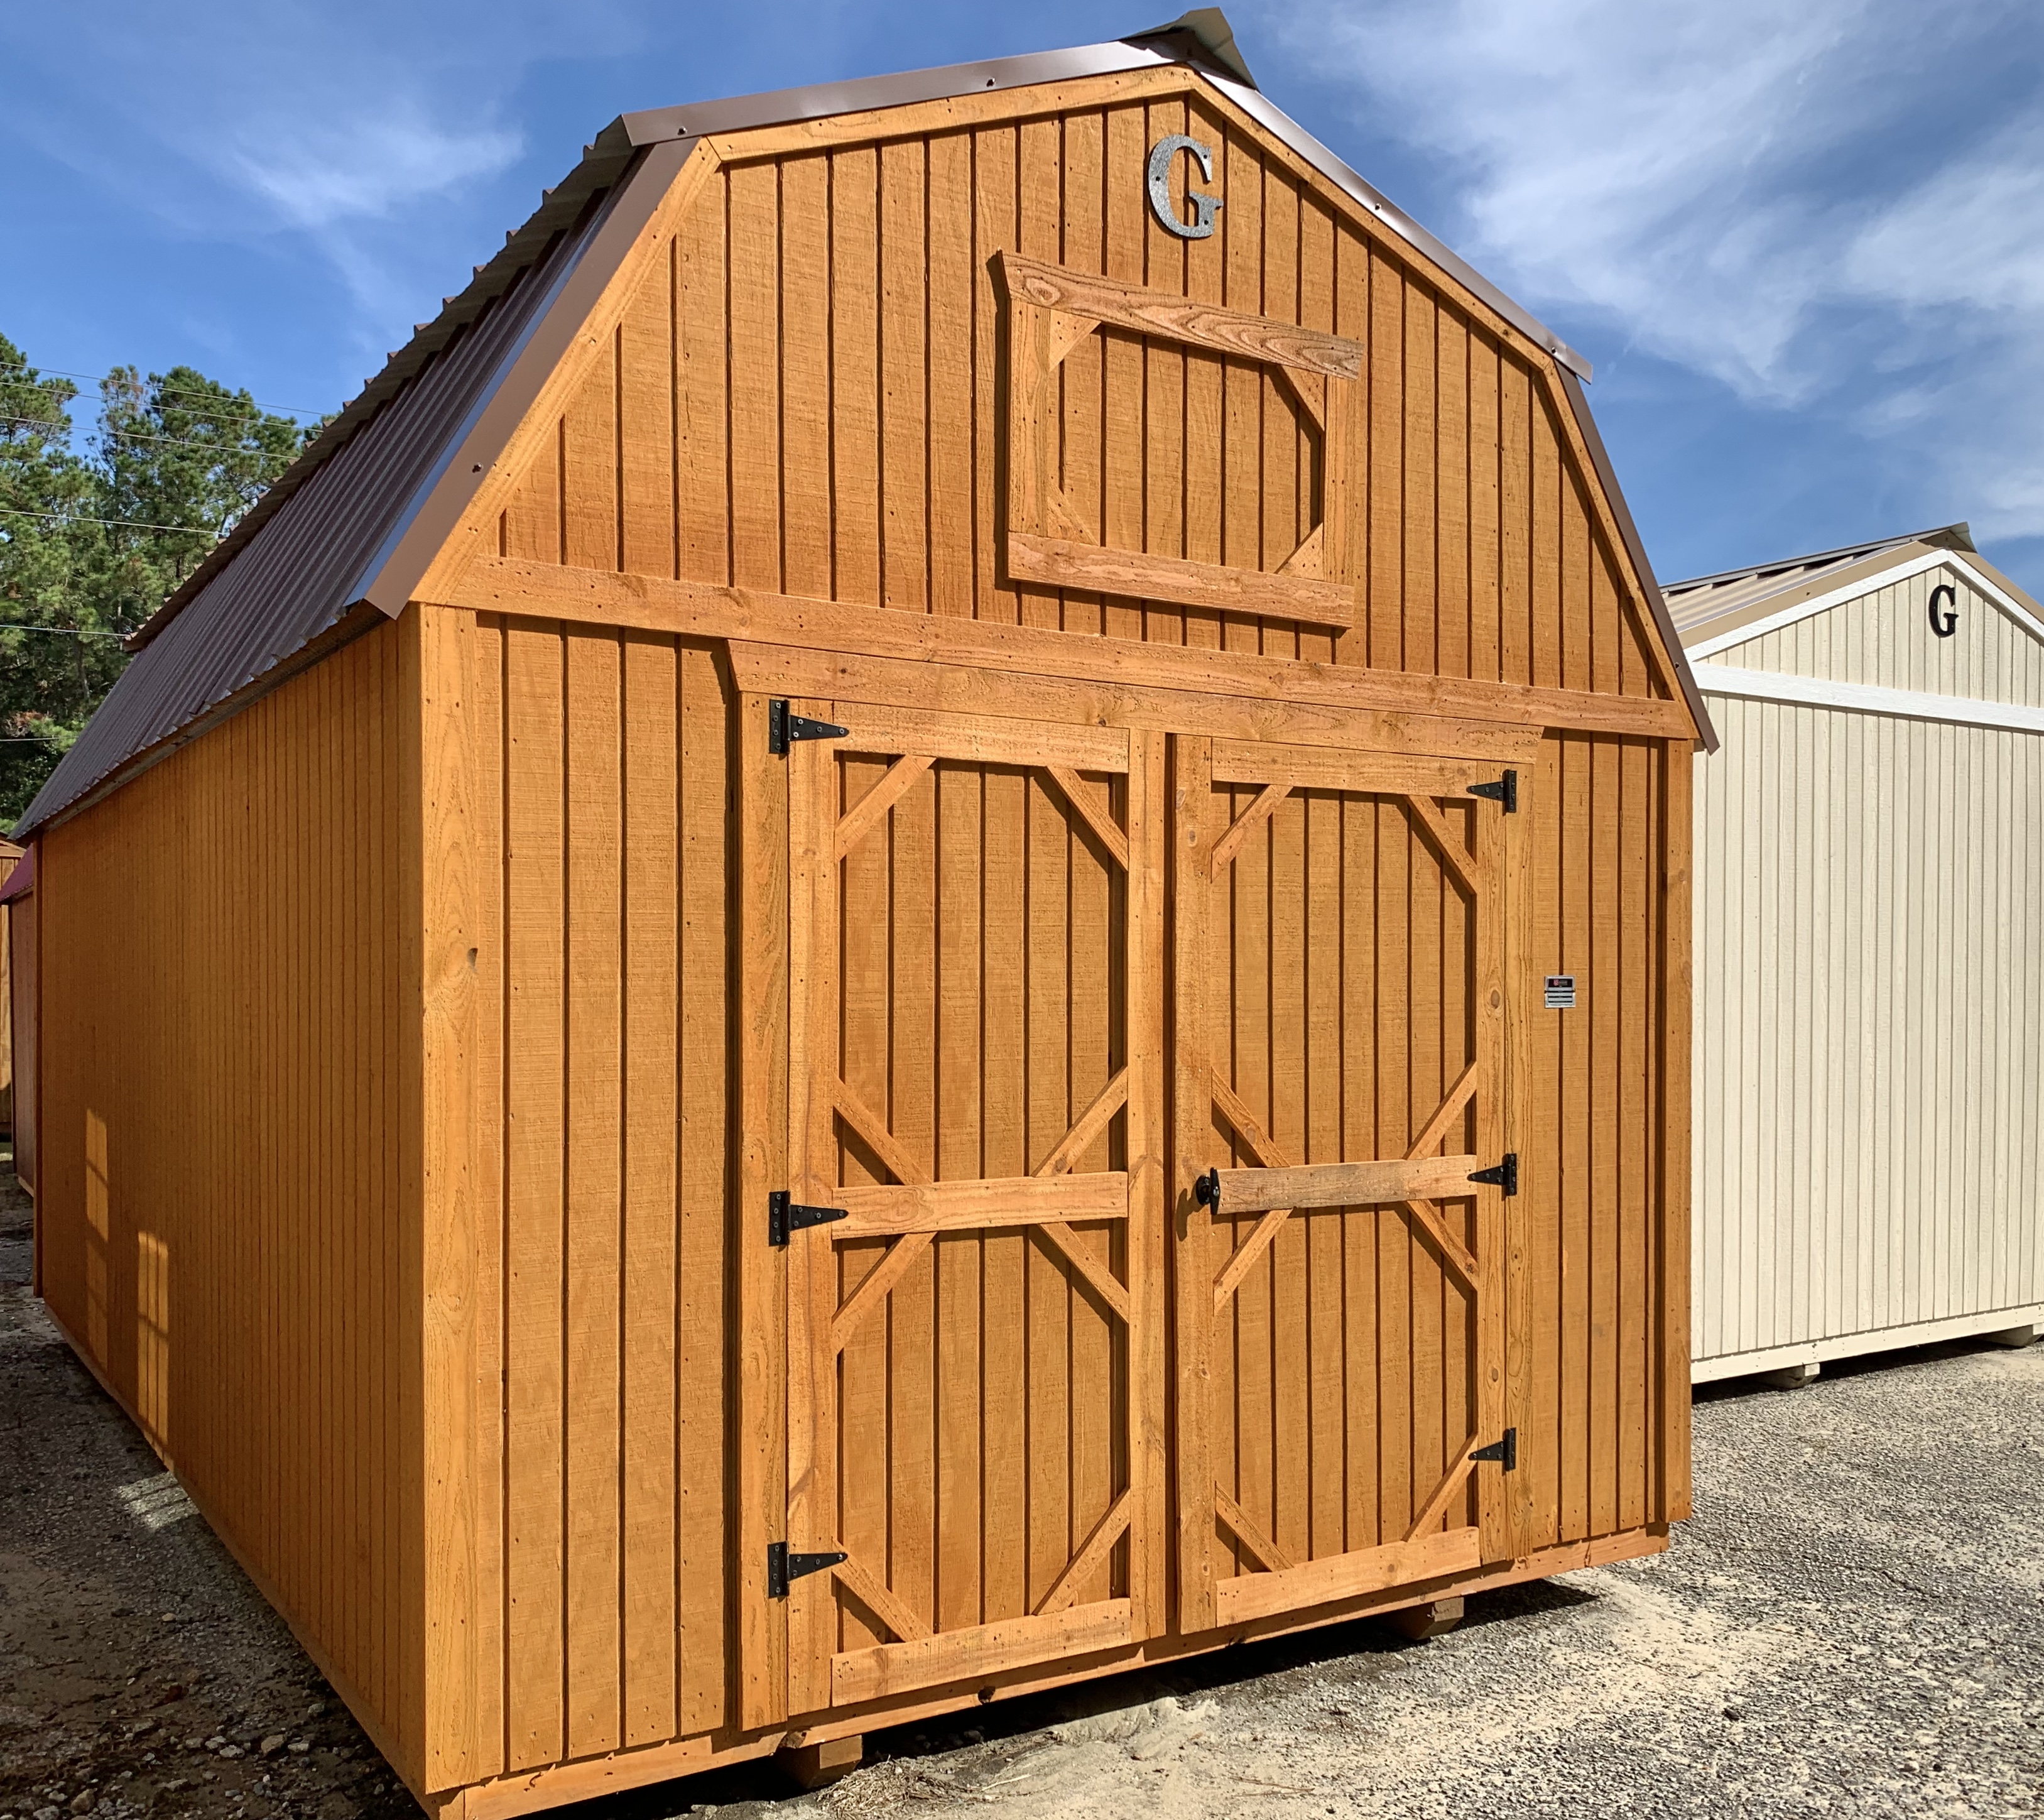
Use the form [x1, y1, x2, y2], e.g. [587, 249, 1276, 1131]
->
[0, 336, 313, 825]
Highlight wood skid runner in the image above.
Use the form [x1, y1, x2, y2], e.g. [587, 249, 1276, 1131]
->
[749, 695, 1549, 1759]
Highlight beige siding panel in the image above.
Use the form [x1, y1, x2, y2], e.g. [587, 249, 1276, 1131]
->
[1711, 563, 2044, 707]
[1693, 690, 2044, 1376]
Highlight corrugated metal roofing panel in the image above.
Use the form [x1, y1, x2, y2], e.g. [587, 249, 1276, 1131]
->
[16, 200, 611, 837]
[1665, 523, 1976, 639]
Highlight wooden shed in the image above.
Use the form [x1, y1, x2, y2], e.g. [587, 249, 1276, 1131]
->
[1673, 524, 2044, 1382]
[16, 14, 1712, 1814]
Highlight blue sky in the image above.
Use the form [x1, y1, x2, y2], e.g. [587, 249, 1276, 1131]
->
[6, 0, 2043, 593]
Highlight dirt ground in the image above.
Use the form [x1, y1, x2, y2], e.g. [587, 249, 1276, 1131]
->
[4, 1158, 2040, 1820]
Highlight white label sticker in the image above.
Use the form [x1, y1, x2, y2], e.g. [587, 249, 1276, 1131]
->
[1545, 975, 1576, 1009]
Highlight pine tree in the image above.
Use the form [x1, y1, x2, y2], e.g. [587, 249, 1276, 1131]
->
[0, 339, 314, 823]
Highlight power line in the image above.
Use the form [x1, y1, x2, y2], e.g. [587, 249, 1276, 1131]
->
[1, 411, 308, 456]
[0, 504, 228, 537]
[0, 361, 327, 421]
[0, 623, 127, 640]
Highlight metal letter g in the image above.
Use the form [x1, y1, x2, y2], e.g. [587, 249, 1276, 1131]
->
[1147, 135, 1222, 240]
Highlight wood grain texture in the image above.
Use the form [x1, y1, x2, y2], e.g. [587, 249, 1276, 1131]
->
[33, 620, 415, 1777]
[459, 82, 1693, 724]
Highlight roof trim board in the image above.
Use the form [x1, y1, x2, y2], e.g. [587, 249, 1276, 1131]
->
[1682, 547, 2044, 662]
[1553, 368, 1716, 750]
[1692, 662, 2044, 736]
[362, 138, 693, 615]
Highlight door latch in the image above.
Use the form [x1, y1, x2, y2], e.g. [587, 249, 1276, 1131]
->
[768, 698, 850, 755]
[1469, 1428, 1518, 1471]
[768, 1190, 849, 1247]
[766, 1541, 847, 1598]
[1469, 770, 1518, 813]
[1469, 1153, 1518, 1197]
[1193, 1169, 1223, 1213]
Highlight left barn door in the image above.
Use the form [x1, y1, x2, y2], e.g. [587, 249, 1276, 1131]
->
[779, 699, 1167, 1716]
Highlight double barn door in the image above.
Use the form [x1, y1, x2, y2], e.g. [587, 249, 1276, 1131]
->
[766, 698, 1519, 1719]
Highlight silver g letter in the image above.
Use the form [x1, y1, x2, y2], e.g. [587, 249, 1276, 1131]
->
[1146, 134, 1222, 240]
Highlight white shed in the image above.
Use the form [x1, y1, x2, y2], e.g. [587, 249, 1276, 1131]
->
[1670, 523, 2044, 1383]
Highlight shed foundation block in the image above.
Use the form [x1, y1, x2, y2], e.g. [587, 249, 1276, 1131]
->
[1986, 1323, 2038, 1348]
[1763, 1361, 1820, 1389]
[780, 1735, 864, 1790]
[1384, 1596, 1465, 1640]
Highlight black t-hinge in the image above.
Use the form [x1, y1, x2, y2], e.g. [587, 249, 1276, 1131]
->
[1469, 1153, 1518, 1197]
[766, 1541, 847, 1598]
[1470, 1427, 1518, 1471]
[768, 698, 850, 755]
[768, 1190, 849, 1247]
[1469, 769, 1518, 813]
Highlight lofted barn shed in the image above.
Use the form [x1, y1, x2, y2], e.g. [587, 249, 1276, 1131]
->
[16, 14, 1714, 1814]
[1673, 523, 2044, 1382]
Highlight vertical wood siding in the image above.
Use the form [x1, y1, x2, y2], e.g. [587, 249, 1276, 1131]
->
[1207, 786, 1480, 1566]
[830, 756, 1129, 1637]
[493, 94, 1666, 698]
[1519, 734, 1670, 1547]
[1693, 691, 2044, 1370]
[465, 614, 737, 1765]
[35, 621, 411, 1760]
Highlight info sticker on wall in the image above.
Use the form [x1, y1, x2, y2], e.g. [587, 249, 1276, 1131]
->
[1545, 975, 1577, 1009]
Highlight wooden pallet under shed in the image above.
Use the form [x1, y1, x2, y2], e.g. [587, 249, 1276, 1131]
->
[13, 14, 1714, 1814]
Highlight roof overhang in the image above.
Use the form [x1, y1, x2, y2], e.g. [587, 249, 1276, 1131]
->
[1682, 543, 2044, 662]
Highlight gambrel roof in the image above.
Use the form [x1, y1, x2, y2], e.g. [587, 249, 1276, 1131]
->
[18, 9, 1708, 836]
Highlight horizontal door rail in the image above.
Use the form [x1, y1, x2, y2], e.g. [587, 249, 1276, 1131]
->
[834, 1171, 1128, 1236]
[1208, 1153, 1479, 1216]
[1210, 744, 1492, 799]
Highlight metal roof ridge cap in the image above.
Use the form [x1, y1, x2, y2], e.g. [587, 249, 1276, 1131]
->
[1198, 70, 1592, 383]
[619, 40, 1176, 145]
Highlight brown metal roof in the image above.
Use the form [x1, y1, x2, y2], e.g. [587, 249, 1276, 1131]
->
[1665, 523, 1977, 643]
[19, 9, 1705, 832]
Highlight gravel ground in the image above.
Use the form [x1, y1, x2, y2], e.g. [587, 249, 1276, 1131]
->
[3, 1157, 2040, 1820]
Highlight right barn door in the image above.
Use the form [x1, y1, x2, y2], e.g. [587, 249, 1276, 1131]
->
[1173, 736, 1520, 1633]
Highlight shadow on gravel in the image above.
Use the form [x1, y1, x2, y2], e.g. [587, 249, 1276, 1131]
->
[554, 1577, 1597, 1817]
[1693, 1330, 2037, 1403]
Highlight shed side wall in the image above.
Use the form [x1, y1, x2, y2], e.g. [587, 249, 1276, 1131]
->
[490, 89, 1670, 700]
[34, 619, 415, 1766]
[1693, 691, 2044, 1368]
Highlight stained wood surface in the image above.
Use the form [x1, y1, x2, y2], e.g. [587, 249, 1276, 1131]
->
[482, 74, 1683, 708]
[1173, 731, 1514, 1616]
[781, 700, 1165, 1711]
[27, 60, 1695, 1802]
[33, 620, 416, 1773]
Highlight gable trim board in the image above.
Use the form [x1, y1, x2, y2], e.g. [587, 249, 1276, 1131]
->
[1692, 665, 2044, 736]
[16, 23, 1709, 842]
[1683, 546, 2044, 662]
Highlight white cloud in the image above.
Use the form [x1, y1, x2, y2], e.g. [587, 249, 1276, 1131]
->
[223, 112, 525, 232]
[1263, 0, 2044, 540]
